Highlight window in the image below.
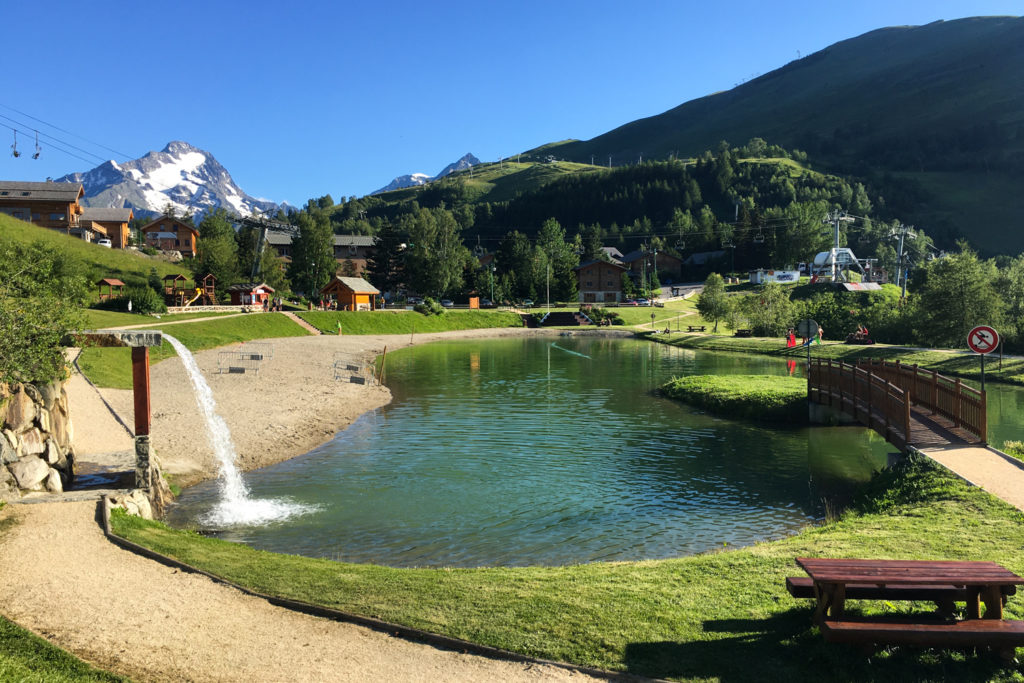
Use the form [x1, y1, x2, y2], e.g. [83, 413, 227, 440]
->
[21, 192, 30, 196]
[586, 281, 593, 287]
[49, 213, 64, 221]
[0, 191, 8, 195]
[175, 240, 181, 247]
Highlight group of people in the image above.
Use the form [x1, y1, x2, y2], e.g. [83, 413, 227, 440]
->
[845, 324, 873, 345]
[785, 325, 825, 348]
[262, 297, 285, 312]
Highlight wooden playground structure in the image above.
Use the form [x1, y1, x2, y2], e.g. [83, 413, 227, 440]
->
[163, 273, 217, 307]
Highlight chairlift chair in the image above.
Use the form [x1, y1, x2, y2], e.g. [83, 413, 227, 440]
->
[31, 131, 40, 159]
[10, 130, 20, 158]
[753, 228, 765, 244]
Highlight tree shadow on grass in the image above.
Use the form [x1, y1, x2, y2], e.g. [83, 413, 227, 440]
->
[623, 609, 1019, 682]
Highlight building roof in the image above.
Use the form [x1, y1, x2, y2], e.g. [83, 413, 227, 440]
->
[227, 282, 275, 293]
[265, 231, 375, 248]
[0, 181, 84, 202]
[601, 246, 624, 260]
[683, 250, 726, 266]
[574, 259, 627, 271]
[322, 276, 380, 294]
[97, 278, 125, 286]
[81, 207, 133, 222]
[140, 216, 199, 235]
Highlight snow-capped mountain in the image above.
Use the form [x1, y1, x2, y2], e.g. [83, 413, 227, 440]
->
[372, 153, 480, 194]
[56, 141, 282, 219]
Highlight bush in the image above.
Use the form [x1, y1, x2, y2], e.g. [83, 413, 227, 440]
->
[92, 286, 167, 314]
[0, 241, 87, 383]
[141, 246, 159, 256]
[582, 307, 624, 326]
[414, 297, 446, 316]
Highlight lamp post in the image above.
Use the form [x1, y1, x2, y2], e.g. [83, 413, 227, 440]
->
[490, 265, 496, 304]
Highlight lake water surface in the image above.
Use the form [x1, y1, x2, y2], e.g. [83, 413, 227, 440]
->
[167, 336, 894, 567]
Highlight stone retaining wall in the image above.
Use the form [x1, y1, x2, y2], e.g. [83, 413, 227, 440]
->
[0, 380, 74, 501]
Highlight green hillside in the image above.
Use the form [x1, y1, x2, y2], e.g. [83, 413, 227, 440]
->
[551, 16, 1024, 255]
[0, 214, 188, 298]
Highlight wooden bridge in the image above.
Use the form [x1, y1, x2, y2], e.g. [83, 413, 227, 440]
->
[807, 359, 986, 451]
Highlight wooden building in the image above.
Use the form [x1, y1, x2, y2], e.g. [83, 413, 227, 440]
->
[266, 232, 376, 273]
[140, 216, 200, 257]
[227, 282, 274, 307]
[80, 207, 134, 248]
[621, 249, 683, 281]
[574, 260, 628, 304]
[320, 276, 380, 311]
[96, 278, 125, 301]
[0, 181, 85, 236]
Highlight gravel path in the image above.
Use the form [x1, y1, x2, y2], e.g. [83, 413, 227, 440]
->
[0, 501, 600, 682]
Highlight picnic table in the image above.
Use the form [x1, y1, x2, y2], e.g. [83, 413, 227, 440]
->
[686, 325, 706, 333]
[791, 557, 1024, 659]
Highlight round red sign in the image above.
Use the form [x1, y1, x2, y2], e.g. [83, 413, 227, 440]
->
[967, 325, 999, 354]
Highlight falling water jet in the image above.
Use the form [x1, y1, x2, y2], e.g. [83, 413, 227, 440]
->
[164, 334, 317, 526]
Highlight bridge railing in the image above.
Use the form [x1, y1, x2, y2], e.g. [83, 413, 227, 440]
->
[854, 359, 986, 442]
[808, 359, 911, 450]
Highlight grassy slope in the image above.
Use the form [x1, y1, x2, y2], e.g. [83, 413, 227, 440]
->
[112, 458, 1024, 681]
[0, 213, 187, 299]
[296, 309, 523, 335]
[77, 313, 309, 389]
[662, 374, 808, 422]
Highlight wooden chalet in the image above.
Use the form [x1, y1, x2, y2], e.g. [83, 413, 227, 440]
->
[140, 216, 199, 257]
[266, 232, 376, 273]
[621, 249, 683, 281]
[574, 259, 628, 304]
[227, 282, 274, 307]
[321, 276, 380, 311]
[0, 180, 85, 236]
[80, 207, 134, 248]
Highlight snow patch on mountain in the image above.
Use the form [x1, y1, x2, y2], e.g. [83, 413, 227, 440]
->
[57, 141, 283, 219]
[372, 153, 481, 194]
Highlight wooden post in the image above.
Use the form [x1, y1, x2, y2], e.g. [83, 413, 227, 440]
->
[131, 346, 151, 437]
[931, 370, 938, 415]
[954, 378, 962, 428]
[903, 388, 911, 448]
[980, 389, 988, 444]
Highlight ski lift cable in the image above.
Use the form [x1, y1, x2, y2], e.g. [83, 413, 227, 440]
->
[0, 101, 133, 161]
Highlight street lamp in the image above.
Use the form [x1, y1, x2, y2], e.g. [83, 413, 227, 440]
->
[490, 265, 496, 304]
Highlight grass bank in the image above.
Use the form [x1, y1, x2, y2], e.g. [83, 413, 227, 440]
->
[662, 374, 807, 422]
[76, 312, 309, 389]
[296, 309, 523, 335]
[112, 458, 1024, 681]
[644, 331, 1024, 386]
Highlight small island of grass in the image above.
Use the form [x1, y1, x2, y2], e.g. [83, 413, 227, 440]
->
[661, 374, 807, 422]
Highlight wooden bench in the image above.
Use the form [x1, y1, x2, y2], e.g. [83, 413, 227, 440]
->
[785, 576, 1016, 614]
[687, 325, 706, 332]
[734, 329, 752, 338]
[820, 617, 1024, 661]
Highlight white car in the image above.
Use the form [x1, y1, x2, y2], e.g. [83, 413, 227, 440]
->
[96, 238, 113, 248]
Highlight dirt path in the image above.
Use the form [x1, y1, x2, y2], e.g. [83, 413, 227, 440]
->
[0, 502, 600, 682]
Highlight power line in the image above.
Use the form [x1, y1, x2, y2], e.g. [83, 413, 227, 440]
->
[0, 102, 132, 161]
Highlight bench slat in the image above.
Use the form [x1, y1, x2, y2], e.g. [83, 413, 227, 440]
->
[785, 576, 981, 601]
[821, 618, 1024, 647]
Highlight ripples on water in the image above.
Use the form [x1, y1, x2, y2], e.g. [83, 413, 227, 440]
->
[167, 337, 890, 567]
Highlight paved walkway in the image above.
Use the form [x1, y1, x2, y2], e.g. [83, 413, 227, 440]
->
[918, 445, 1024, 512]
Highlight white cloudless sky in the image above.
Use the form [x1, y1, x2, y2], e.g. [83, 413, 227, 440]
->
[1, 0, 1020, 204]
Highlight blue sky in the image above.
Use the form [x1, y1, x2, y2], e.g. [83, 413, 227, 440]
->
[1, 1, 1020, 205]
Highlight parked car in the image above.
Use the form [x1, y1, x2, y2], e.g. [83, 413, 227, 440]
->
[96, 238, 112, 248]
[440, 299, 454, 308]
[521, 299, 534, 308]
[480, 298, 493, 307]
[634, 298, 650, 306]
[407, 296, 423, 304]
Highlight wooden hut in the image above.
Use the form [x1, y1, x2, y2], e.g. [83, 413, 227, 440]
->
[162, 274, 189, 306]
[198, 273, 217, 305]
[227, 282, 275, 307]
[320, 276, 379, 311]
[96, 277, 125, 301]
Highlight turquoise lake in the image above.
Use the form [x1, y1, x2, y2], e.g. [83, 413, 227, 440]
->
[166, 336, 896, 567]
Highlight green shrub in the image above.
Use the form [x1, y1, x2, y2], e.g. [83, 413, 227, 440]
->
[92, 286, 167, 315]
[414, 297, 446, 316]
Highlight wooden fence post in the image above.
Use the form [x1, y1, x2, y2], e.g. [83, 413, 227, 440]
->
[931, 370, 938, 415]
[954, 378, 962, 428]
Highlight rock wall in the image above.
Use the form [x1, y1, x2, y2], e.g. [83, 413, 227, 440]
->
[0, 381, 75, 501]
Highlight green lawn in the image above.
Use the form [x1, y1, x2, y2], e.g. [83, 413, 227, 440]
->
[111, 457, 1024, 681]
[296, 309, 523, 335]
[82, 309, 239, 329]
[76, 313, 309, 389]
[662, 374, 808, 422]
